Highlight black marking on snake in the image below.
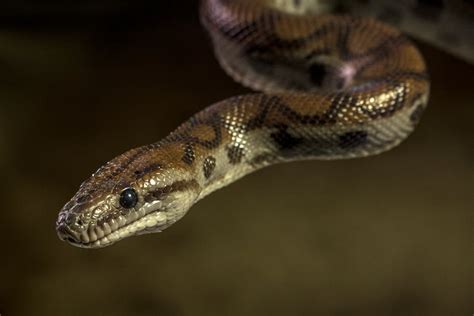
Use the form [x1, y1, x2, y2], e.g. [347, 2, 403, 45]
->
[271, 124, 303, 150]
[309, 62, 347, 90]
[410, 103, 425, 124]
[203, 156, 217, 179]
[182, 143, 196, 165]
[271, 96, 320, 124]
[309, 63, 328, 87]
[229, 22, 260, 40]
[272, 23, 336, 50]
[271, 125, 343, 158]
[196, 115, 223, 149]
[134, 162, 162, 179]
[96, 145, 151, 183]
[245, 95, 276, 130]
[245, 31, 324, 55]
[338, 131, 369, 149]
[245, 94, 355, 130]
[144, 180, 200, 203]
[166, 112, 225, 169]
[355, 35, 408, 74]
[227, 145, 245, 164]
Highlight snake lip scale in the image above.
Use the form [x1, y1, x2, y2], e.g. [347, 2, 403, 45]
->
[57, 209, 167, 248]
[56, 0, 430, 248]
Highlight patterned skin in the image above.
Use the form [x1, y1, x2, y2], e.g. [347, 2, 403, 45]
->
[341, 0, 474, 64]
[56, 0, 430, 248]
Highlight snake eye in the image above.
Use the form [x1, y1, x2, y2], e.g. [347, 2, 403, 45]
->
[119, 188, 138, 209]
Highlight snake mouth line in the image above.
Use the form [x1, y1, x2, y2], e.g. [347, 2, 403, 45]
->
[63, 210, 167, 248]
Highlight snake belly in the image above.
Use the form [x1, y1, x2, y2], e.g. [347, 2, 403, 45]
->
[56, 0, 430, 248]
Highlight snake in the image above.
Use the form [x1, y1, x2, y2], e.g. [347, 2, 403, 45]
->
[56, 0, 430, 248]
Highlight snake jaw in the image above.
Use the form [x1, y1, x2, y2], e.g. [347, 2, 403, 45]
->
[57, 181, 200, 248]
[57, 200, 169, 248]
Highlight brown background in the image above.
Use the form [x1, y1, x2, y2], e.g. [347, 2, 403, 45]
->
[0, 1, 472, 315]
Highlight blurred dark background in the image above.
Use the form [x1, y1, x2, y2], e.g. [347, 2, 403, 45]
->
[0, 1, 472, 315]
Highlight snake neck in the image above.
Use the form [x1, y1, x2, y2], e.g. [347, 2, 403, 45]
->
[162, 95, 277, 201]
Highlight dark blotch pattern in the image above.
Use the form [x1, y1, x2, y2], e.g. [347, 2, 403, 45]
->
[227, 145, 245, 164]
[182, 144, 195, 165]
[203, 156, 217, 179]
[271, 124, 303, 151]
[134, 162, 162, 179]
[338, 131, 369, 149]
[309, 63, 328, 86]
[144, 180, 200, 203]
[410, 104, 425, 124]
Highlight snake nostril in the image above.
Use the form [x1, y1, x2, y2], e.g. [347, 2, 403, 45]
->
[57, 222, 80, 244]
[65, 214, 76, 226]
[65, 213, 85, 228]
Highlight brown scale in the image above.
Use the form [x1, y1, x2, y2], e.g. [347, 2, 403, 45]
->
[56, 0, 430, 248]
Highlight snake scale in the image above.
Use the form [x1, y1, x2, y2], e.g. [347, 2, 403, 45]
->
[56, 0, 430, 248]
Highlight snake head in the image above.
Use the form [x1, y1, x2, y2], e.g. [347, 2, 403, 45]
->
[56, 145, 201, 248]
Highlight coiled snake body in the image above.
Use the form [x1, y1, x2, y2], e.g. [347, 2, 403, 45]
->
[57, 0, 430, 248]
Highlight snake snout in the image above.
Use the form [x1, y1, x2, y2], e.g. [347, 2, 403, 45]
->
[56, 208, 87, 246]
[56, 221, 82, 245]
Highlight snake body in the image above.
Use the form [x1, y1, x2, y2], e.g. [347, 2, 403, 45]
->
[56, 0, 430, 248]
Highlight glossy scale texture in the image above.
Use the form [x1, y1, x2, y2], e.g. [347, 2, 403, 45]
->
[56, 0, 429, 248]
